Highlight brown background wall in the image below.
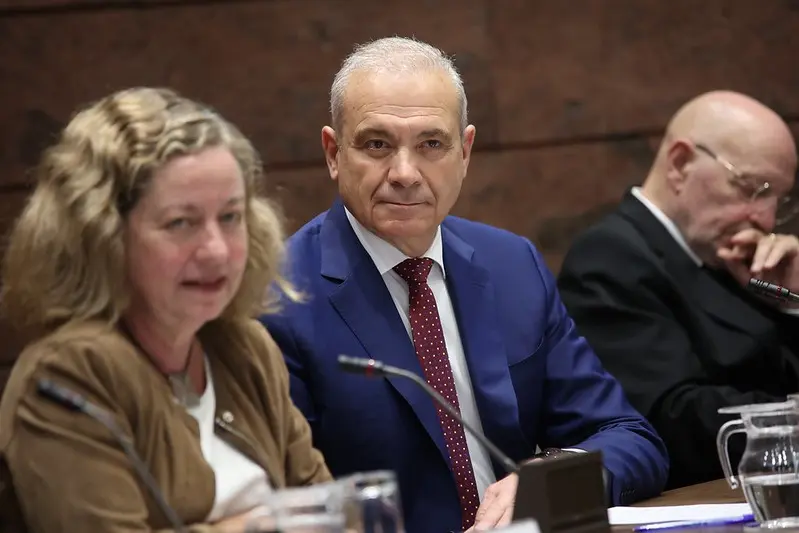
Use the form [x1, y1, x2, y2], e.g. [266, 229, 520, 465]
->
[1, 0, 799, 379]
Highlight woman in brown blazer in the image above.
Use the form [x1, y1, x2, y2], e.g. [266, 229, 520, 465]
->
[0, 87, 332, 532]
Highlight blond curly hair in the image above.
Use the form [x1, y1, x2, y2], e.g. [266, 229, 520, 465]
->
[2, 87, 297, 329]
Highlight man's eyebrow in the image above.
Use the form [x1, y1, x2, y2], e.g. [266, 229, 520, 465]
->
[352, 127, 393, 142]
[418, 128, 453, 140]
[351, 127, 454, 142]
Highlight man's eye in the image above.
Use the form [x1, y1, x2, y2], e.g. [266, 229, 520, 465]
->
[422, 140, 443, 149]
[739, 179, 762, 198]
[365, 140, 388, 150]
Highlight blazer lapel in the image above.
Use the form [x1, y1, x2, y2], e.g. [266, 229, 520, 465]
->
[441, 224, 527, 467]
[319, 201, 450, 464]
[618, 191, 774, 335]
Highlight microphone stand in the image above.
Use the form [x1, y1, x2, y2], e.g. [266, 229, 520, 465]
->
[37, 379, 188, 532]
[338, 355, 519, 474]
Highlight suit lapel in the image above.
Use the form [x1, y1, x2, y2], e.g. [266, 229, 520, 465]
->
[320, 201, 449, 464]
[618, 191, 773, 335]
[441, 225, 526, 465]
[691, 267, 777, 334]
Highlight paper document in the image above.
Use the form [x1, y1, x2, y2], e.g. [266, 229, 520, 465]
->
[607, 503, 752, 525]
[453, 519, 541, 533]
[493, 519, 541, 533]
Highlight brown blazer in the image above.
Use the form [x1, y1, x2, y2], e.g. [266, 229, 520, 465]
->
[0, 319, 332, 532]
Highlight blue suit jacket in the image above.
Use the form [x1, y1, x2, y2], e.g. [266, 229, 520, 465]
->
[261, 200, 668, 533]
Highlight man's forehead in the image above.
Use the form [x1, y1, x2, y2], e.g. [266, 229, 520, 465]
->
[340, 69, 460, 129]
[353, 108, 454, 135]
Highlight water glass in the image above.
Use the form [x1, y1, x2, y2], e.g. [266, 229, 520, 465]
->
[246, 482, 346, 533]
[340, 470, 405, 533]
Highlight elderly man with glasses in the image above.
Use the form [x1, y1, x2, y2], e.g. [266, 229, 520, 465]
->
[557, 90, 799, 489]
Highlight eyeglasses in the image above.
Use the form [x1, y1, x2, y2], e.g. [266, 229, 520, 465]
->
[694, 143, 799, 225]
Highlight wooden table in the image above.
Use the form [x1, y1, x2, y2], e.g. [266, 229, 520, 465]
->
[612, 479, 748, 532]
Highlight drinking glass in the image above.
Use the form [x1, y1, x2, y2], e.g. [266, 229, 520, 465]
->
[340, 470, 405, 533]
[246, 482, 346, 533]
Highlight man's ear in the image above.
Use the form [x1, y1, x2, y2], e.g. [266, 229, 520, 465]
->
[461, 124, 476, 175]
[665, 139, 694, 191]
[321, 126, 340, 181]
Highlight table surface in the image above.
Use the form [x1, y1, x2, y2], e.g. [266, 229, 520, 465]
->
[611, 479, 747, 533]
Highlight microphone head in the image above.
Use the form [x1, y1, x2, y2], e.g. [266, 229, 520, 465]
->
[747, 278, 799, 302]
[337, 355, 386, 377]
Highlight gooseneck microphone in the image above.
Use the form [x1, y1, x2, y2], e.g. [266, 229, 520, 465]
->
[337, 355, 519, 474]
[748, 278, 799, 304]
[37, 379, 187, 532]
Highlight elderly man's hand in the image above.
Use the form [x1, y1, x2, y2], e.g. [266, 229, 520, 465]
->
[718, 229, 799, 292]
[465, 473, 519, 532]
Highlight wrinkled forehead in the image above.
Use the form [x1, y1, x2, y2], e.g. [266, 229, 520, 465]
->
[340, 70, 462, 138]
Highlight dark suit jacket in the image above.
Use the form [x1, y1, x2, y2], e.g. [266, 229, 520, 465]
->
[260, 199, 669, 533]
[557, 190, 799, 488]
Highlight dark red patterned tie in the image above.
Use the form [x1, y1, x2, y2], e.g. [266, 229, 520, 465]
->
[394, 257, 480, 530]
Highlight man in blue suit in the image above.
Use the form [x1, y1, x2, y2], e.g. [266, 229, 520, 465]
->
[261, 36, 668, 533]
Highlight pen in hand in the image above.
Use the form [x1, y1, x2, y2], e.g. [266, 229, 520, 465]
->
[633, 514, 756, 532]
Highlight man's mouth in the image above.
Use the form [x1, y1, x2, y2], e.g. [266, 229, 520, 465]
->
[382, 201, 424, 206]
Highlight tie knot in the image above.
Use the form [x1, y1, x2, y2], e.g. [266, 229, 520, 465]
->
[393, 257, 434, 286]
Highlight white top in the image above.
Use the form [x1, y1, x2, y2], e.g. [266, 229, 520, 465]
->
[630, 187, 702, 266]
[344, 208, 497, 499]
[186, 359, 273, 521]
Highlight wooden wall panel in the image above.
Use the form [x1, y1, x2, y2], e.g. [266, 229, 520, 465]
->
[0, 0, 495, 188]
[459, 138, 657, 270]
[265, 167, 337, 232]
[0, 190, 34, 387]
[0, 0, 201, 11]
[2, 0, 799, 372]
[489, 0, 799, 145]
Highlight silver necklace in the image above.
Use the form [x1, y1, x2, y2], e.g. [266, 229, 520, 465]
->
[168, 370, 201, 409]
[122, 323, 202, 409]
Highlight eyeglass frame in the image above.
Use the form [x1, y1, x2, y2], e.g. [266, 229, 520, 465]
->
[692, 142, 799, 225]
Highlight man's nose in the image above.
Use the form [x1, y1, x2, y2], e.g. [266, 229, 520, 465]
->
[749, 198, 778, 233]
[386, 148, 422, 187]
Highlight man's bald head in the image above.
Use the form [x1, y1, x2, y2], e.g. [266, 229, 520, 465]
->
[640, 90, 798, 267]
[648, 91, 796, 191]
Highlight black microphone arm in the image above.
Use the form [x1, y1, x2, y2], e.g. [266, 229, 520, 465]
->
[338, 355, 520, 475]
[748, 278, 799, 304]
[36, 379, 187, 532]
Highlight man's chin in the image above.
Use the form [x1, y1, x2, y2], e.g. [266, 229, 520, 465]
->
[376, 202, 431, 218]
[376, 219, 431, 237]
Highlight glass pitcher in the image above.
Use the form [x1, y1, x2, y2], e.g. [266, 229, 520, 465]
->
[717, 403, 799, 529]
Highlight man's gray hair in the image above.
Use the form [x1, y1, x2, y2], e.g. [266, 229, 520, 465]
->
[329, 36, 468, 133]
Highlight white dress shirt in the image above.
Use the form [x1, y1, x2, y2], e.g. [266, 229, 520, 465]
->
[631, 187, 703, 266]
[187, 358, 272, 521]
[344, 208, 497, 499]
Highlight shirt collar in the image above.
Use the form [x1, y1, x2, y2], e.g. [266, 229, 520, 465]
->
[344, 206, 446, 277]
[630, 187, 703, 266]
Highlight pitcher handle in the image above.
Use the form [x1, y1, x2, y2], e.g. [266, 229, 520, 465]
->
[716, 418, 746, 490]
